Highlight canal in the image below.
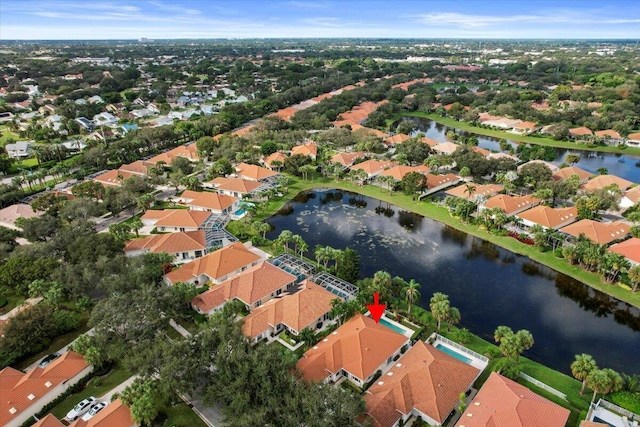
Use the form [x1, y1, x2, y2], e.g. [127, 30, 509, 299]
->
[266, 189, 640, 375]
[402, 116, 640, 183]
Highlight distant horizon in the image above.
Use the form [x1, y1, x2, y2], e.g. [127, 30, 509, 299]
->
[2, 0, 639, 41]
[2, 37, 640, 42]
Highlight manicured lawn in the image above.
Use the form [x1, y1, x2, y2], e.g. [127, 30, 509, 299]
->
[0, 292, 25, 315]
[0, 125, 19, 146]
[399, 112, 640, 157]
[271, 175, 640, 308]
[50, 364, 133, 419]
[159, 401, 208, 427]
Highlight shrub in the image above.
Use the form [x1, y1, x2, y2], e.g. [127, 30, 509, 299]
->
[608, 391, 640, 414]
[0, 296, 7, 309]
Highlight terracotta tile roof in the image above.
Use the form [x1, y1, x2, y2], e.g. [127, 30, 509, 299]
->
[242, 280, 339, 338]
[209, 177, 263, 194]
[333, 119, 364, 130]
[552, 166, 593, 182]
[581, 174, 633, 192]
[331, 152, 366, 167]
[142, 209, 211, 228]
[421, 137, 440, 147]
[432, 141, 460, 155]
[166, 242, 261, 284]
[627, 132, 640, 141]
[68, 399, 135, 427]
[513, 121, 537, 131]
[0, 203, 41, 227]
[425, 173, 459, 190]
[366, 128, 391, 139]
[271, 106, 298, 121]
[125, 230, 206, 254]
[516, 206, 578, 229]
[146, 144, 199, 165]
[263, 152, 287, 167]
[235, 162, 278, 181]
[569, 127, 593, 137]
[32, 413, 64, 427]
[623, 186, 640, 204]
[445, 183, 504, 201]
[0, 351, 89, 427]
[297, 313, 408, 383]
[192, 261, 296, 311]
[517, 159, 559, 173]
[92, 169, 136, 186]
[384, 134, 411, 146]
[455, 372, 570, 427]
[291, 142, 318, 158]
[379, 165, 430, 180]
[595, 129, 622, 139]
[350, 160, 398, 176]
[365, 341, 479, 427]
[487, 152, 519, 162]
[232, 125, 254, 136]
[608, 237, 640, 264]
[472, 146, 490, 157]
[180, 190, 237, 211]
[560, 220, 630, 245]
[483, 194, 541, 215]
[118, 160, 149, 175]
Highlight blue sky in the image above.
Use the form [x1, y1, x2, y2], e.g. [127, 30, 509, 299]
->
[1, 0, 639, 40]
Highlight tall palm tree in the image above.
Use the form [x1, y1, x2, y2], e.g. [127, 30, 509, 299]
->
[403, 279, 421, 314]
[463, 183, 476, 200]
[430, 292, 450, 332]
[277, 230, 293, 254]
[258, 222, 271, 239]
[299, 328, 317, 350]
[587, 369, 614, 405]
[571, 354, 598, 395]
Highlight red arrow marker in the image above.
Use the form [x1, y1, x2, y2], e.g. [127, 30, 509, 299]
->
[367, 292, 386, 323]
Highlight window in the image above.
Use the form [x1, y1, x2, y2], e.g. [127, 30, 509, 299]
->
[195, 250, 203, 258]
[276, 289, 282, 295]
[182, 252, 189, 259]
[179, 227, 185, 232]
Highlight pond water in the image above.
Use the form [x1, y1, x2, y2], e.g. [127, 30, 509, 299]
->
[266, 189, 640, 375]
[403, 116, 640, 183]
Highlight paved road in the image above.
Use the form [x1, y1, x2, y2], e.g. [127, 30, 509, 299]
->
[25, 327, 95, 372]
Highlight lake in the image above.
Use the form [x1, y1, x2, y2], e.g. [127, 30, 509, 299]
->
[266, 189, 640, 375]
[403, 116, 640, 183]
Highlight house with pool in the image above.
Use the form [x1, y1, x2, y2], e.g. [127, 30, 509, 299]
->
[241, 280, 339, 343]
[176, 190, 239, 215]
[140, 209, 212, 233]
[296, 313, 410, 389]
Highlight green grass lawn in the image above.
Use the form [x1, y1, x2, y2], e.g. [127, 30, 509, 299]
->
[50, 363, 133, 419]
[0, 125, 19, 146]
[269, 175, 640, 308]
[0, 292, 26, 315]
[398, 112, 640, 157]
[159, 401, 208, 427]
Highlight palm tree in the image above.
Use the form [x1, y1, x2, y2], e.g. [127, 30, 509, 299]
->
[299, 328, 317, 350]
[403, 279, 421, 314]
[379, 175, 397, 194]
[587, 369, 614, 405]
[430, 292, 450, 332]
[446, 306, 461, 331]
[130, 217, 144, 238]
[628, 265, 640, 292]
[258, 222, 271, 239]
[571, 354, 598, 395]
[277, 230, 293, 253]
[314, 245, 331, 268]
[463, 183, 476, 200]
[292, 234, 305, 257]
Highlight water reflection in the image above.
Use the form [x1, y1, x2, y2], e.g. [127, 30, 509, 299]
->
[266, 189, 640, 374]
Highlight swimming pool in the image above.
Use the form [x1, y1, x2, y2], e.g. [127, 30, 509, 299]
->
[592, 417, 617, 427]
[234, 208, 246, 216]
[379, 317, 407, 335]
[434, 343, 473, 364]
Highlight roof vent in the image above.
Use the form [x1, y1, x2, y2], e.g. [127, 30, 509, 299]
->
[27, 394, 35, 401]
[396, 363, 402, 367]
[467, 413, 473, 417]
[45, 381, 52, 388]
[313, 346, 318, 350]
[474, 402, 481, 406]
[9, 407, 17, 414]
[387, 372, 394, 376]
[377, 381, 384, 386]
[323, 339, 328, 342]
[332, 331, 338, 335]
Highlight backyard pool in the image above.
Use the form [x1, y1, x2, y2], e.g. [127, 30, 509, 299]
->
[434, 343, 473, 364]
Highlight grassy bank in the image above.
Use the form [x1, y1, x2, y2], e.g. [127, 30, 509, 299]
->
[398, 111, 640, 157]
[258, 175, 640, 308]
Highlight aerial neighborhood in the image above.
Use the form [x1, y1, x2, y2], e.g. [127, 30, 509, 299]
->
[0, 5, 639, 427]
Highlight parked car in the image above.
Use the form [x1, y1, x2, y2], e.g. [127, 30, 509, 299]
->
[38, 353, 60, 368]
[66, 396, 96, 420]
[82, 402, 107, 420]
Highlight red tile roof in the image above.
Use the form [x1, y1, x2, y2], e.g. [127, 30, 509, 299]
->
[608, 237, 640, 264]
[125, 230, 206, 254]
[142, 209, 211, 229]
[291, 142, 318, 158]
[209, 177, 263, 194]
[455, 372, 570, 427]
[595, 129, 622, 139]
[425, 173, 460, 190]
[445, 183, 504, 201]
[331, 152, 366, 167]
[32, 414, 64, 427]
[68, 399, 135, 427]
[483, 194, 541, 215]
[552, 166, 593, 182]
[379, 165, 430, 180]
[560, 220, 630, 245]
[263, 152, 287, 168]
[235, 162, 278, 181]
[623, 186, 640, 205]
[297, 313, 408, 384]
[365, 341, 479, 427]
[517, 206, 578, 229]
[180, 190, 237, 211]
[581, 174, 633, 192]
[569, 127, 593, 137]
[350, 160, 397, 176]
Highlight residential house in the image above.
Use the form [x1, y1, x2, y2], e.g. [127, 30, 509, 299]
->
[125, 230, 208, 263]
[242, 280, 338, 343]
[92, 112, 118, 127]
[378, 165, 430, 182]
[67, 399, 135, 427]
[486, 152, 519, 162]
[235, 162, 278, 182]
[569, 127, 593, 141]
[291, 141, 318, 160]
[608, 238, 640, 265]
[146, 144, 199, 166]
[140, 209, 212, 232]
[43, 114, 63, 131]
[517, 159, 559, 174]
[177, 190, 239, 215]
[330, 152, 366, 169]
[165, 241, 263, 285]
[445, 183, 504, 202]
[87, 95, 104, 104]
[5, 141, 31, 158]
[626, 132, 640, 148]
[455, 372, 570, 427]
[511, 121, 537, 135]
[0, 203, 41, 230]
[207, 177, 266, 199]
[350, 160, 398, 180]
[481, 117, 522, 130]
[296, 313, 410, 388]
[91, 169, 139, 187]
[552, 166, 594, 184]
[384, 133, 411, 147]
[364, 341, 480, 427]
[560, 220, 629, 245]
[579, 422, 608, 427]
[481, 194, 541, 216]
[1, 351, 91, 427]
[147, 102, 160, 114]
[516, 206, 578, 230]
[421, 137, 440, 147]
[472, 146, 490, 157]
[423, 173, 461, 195]
[75, 117, 94, 131]
[263, 152, 287, 170]
[120, 123, 138, 134]
[191, 261, 297, 314]
[620, 186, 640, 209]
[432, 141, 460, 155]
[595, 129, 623, 145]
[32, 414, 64, 427]
[581, 174, 633, 193]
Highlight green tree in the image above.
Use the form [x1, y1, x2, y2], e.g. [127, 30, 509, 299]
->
[587, 369, 615, 405]
[494, 326, 534, 364]
[571, 353, 598, 395]
[403, 279, 421, 314]
[276, 230, 293, 253]
[120, 379, 162, 427]
[336, 248, 361, 284]
[400, 171, 427, 200]
[430, 292, 450, 332]
[627, 265, 640, 292]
